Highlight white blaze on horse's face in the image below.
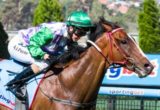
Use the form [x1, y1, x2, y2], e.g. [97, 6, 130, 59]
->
[127, 34, 147, 57]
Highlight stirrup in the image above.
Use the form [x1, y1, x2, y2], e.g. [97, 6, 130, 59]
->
[7, 85, 26, 101]
[10, 87, 26, 101]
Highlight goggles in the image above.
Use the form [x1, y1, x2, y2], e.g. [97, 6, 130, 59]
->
[73, 27, 89, 37]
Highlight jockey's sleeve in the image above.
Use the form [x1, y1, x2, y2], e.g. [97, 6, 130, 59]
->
[28, 27, 55, 59]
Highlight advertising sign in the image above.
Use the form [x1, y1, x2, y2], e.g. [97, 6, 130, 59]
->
[99, 86, 160, 98]
[99, 54, 160, 97]
[102, 54, 160, 87]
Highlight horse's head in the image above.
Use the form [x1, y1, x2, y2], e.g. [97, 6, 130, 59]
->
[90, 17, 154, 78]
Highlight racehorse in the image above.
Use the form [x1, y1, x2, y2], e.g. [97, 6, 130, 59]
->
[0, 17, 153, 110]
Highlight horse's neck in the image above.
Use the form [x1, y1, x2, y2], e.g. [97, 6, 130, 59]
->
[63, 47, 106, 86]
[57, 47, 105, 97]
[41, 41, 107, 105]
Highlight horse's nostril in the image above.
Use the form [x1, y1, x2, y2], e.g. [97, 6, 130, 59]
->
[144, 63, 154, 71]
[144, 63, 150, 68]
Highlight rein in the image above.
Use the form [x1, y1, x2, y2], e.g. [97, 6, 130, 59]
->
[87, 40, 111, 65]
[87, 28, 125, 66]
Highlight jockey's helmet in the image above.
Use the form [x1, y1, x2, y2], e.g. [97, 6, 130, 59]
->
[66, 10, 93, 28]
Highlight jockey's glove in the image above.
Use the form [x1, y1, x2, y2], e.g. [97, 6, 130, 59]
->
[47, 55, 59, 65]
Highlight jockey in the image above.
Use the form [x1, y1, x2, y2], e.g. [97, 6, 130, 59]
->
[6, 10, 93, 100]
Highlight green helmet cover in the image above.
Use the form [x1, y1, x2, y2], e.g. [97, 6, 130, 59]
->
[66, 11, 93, 28]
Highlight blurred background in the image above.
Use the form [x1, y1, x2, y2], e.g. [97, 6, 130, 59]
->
[0, 0, 148, 32]
[0, 0, 159, 58]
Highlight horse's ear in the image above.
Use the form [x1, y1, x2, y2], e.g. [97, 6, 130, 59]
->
[99, 16, 105, 23]
[99, 16, 112, 32]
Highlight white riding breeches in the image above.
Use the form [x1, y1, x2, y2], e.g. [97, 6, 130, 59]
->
[8, 36, 49, 71]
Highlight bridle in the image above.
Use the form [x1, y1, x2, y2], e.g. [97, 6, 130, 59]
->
[87, 28, 136, 69]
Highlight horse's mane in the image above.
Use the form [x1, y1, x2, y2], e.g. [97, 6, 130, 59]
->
[89, 17, 120, 42]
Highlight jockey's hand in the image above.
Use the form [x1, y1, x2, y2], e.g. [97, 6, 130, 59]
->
[46, 55, 58, 65]
[43, 54, 50, 60]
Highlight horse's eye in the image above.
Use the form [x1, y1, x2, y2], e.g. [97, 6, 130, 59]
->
[121, 40, 127, 44]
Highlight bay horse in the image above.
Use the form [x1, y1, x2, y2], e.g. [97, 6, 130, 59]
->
[0, 17, 153, 110]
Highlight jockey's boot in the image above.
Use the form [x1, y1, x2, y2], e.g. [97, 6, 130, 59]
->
[6, 66, 34, 100]
[8, 83, 27, 101]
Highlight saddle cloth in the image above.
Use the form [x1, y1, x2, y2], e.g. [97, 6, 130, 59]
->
[0, 59, 44, 110]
